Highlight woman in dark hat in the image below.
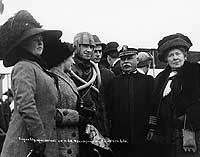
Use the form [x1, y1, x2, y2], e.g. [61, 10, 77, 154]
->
[42, 40, 81, 157]
[148, 33, 200, 157]
[0, 10, 62, 157]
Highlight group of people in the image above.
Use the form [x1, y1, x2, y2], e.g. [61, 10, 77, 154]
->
[0, 10, 200, 157]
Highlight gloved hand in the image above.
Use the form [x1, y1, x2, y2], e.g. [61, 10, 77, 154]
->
[78, 106, 95, 118]
[28, 141, 46, 157]
[33, 141, 46, 153]
[79, 114, 90, 125]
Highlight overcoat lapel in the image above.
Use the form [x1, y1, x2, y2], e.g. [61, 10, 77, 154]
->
[53, 69, 79, 96]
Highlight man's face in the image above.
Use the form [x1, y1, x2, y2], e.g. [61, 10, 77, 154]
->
[78, 44, 94, 60]
[91, 45, 102, 63]
[166, 48, 186, 70]
[120, 54, 138, 72]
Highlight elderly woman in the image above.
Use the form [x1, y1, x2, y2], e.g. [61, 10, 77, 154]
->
[0, 10, 62, 156]
[149, 33, 200, 157]
[42, 40, 81, 157]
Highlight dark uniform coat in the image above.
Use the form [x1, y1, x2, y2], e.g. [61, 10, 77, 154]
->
[1, 60, 59, 157]
[99, 67, 114, 135]
[108, 71, 154, 156]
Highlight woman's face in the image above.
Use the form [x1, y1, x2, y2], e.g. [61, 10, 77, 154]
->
[21, 34, 44, 56]
[64, 53, 75, 72]
[166, 48, 186, 70]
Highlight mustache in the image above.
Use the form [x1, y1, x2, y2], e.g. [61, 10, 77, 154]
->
[122, 63, 132, 68]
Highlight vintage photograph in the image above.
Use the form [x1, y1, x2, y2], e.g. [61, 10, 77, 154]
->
[0, 0, 200, 156]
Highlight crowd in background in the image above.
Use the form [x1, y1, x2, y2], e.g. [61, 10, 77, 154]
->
[0, 10, 200, 157]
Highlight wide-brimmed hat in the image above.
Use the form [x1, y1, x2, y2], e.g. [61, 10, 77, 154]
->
[157, 33, 192, 62]
[92, 35, 106, 50]
[118, 45, 138, 57]
[0, 10, 62, 67]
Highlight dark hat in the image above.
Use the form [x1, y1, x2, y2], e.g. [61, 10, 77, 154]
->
[0, 10, 62, 67]
[157, 33, 192, 62]
[118, 45, 138, 57]
[137, 52, 153, 68]
[104, 42, 119, 55]
[92, 35, 106, 50]
[42, 40, 75, 69]
[3, 89, 13, 97]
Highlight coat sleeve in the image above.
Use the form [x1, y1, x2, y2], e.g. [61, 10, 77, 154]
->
[11, 63, 47, 140]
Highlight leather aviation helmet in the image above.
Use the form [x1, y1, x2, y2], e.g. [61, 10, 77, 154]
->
[157, 33, 192, 62]
[73, 32, 95, 47]
[0, 10, 62, 67]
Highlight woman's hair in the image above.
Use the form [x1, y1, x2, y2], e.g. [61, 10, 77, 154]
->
[42, 40, 74, 69]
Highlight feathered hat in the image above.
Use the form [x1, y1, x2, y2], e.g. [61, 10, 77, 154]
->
[0, 10, 62, 67]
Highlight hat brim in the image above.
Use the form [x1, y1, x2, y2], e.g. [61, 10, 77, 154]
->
[95, 42, 106, 50]
[104, 48, 118, 55]
[3, 28, 62, 67]
[119, 52, 137, 58]
[158, 38, 191, 62]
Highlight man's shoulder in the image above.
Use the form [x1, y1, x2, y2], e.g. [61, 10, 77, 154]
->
[135, 72, 154, 83]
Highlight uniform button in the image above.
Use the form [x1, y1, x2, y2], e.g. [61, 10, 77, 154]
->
[72, 132, 76, 137]
[67, 149, 72, 154]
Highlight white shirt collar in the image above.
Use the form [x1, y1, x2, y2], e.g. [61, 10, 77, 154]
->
[112, 58, 120, 67]
[137, 68, 145, 75]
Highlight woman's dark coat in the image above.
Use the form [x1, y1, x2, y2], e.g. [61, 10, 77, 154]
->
[152, 61, 200, 130]
[151, 61, 200, 157]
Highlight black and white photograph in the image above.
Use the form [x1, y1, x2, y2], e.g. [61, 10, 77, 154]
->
[0, 0, 200, 156]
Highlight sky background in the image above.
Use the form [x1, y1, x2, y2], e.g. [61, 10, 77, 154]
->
[0, 0, 200, 74]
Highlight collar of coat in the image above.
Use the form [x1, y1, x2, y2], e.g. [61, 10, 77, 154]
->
[51, 68, 79, 96]
[155, 61, 200, 98]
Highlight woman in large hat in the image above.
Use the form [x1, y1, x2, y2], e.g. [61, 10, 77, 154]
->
[0, 10, 62, 157]
[148, 33, 200, 157]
